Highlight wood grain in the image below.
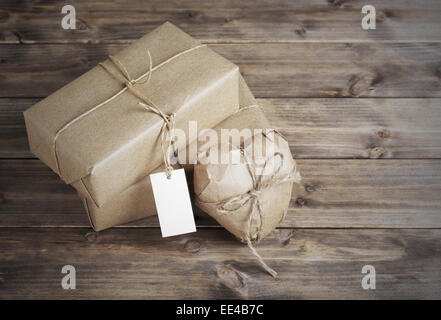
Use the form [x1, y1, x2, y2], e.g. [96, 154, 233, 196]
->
[2, 159, 441, 228]
[264, 98, 441, 159]
[1, 0, 440, 43]
[0, 228, 440, 299]
[1, 43, 440, 98]
[2, 98, 441, 159]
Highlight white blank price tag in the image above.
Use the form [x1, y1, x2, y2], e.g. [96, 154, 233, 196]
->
[150, 168, 196, 237]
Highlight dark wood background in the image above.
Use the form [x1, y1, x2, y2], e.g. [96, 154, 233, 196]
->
[1, 0, 440, 299]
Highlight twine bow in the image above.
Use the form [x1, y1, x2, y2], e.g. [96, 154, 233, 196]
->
[52, 44, 206, 180]
[196, 132, 300, 277]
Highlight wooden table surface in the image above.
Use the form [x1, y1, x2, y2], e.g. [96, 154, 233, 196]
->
[1, 0, 441, 299]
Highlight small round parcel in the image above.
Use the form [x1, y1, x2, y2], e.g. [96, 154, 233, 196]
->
[194, 130, 300, 246]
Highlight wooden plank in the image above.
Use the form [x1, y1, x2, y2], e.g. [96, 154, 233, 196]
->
[1, 43, 440, 98]
[2, 159, 441, 228]
[264, 98, 441, 159]
[0, 99, 33, 158]
[291, 159, 441, 228]
[0, 228, 440, 299]
[2, 98, 441, 159]
[1, 0, 441, 43]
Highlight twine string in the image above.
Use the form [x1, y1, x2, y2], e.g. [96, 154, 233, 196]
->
[101, 52, 177, 178]
[52, 44, 206, 180]
[196, 132, 301, 277]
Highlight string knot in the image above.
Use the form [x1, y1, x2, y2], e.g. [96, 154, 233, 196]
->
[126, 79, 137, 87]
[249, 190, 261, 199]
[165, 112, 175, 125]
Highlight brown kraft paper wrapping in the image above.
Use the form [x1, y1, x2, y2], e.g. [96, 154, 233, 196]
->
[77, 75, 253, 231]
[23, 22, 240, 208]
[193, 98, 301, 277]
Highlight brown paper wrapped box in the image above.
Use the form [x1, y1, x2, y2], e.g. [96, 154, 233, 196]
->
[24, 22, 239, 208]
[78, 75, 255, 231]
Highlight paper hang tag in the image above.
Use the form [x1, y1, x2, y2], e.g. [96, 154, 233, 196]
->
[150, 168, 197, 237]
